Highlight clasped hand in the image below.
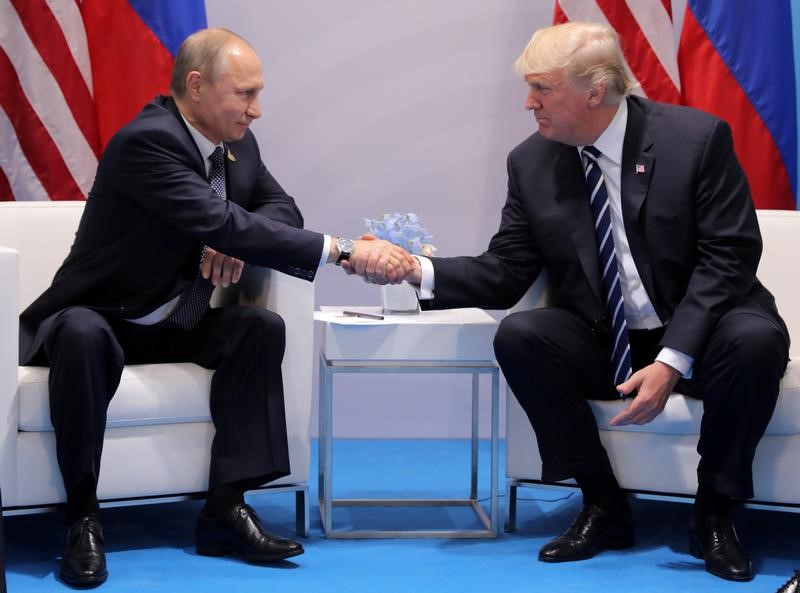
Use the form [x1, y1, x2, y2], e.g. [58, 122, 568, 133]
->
[200, 247, 244, 287]
[340, 234, 419, 285]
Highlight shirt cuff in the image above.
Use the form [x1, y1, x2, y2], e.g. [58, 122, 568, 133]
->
[414, 255, 435, 300]
[319, 234, 332, 269]
[656, 347, 694, 379]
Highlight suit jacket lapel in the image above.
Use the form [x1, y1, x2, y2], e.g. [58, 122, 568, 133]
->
[222, 144, 244, 206]
[621, 97, 658, 307]
[160, 96, 207, 179]
[554, 144, 604, 304]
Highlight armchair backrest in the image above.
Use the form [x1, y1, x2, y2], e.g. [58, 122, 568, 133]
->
[0, 201, 85, 312]
[754, 209, 800, 348]
[0, 200, 310, 317]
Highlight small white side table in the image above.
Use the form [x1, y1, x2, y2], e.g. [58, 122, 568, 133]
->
[315, 306, 500, 538]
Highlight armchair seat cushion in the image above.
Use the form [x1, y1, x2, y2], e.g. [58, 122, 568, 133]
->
[18, 363, 213, 432]
[587, 359, 800, 437]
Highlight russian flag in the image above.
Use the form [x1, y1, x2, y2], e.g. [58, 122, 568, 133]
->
[82, 0, 207, 150]
[678, 1, 797, 210]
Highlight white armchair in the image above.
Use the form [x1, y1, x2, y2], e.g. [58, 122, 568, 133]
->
[0, 201, 314, 535]
[505, 209, 800, 530]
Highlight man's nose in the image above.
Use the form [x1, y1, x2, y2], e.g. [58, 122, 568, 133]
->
[247, 97, 261, 119]
[525, 89, 541, 111]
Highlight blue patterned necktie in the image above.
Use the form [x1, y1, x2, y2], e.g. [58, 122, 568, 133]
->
[582, 146, 632, 389]
[161, 146, 226, 330]
[207, 145, 227, 200]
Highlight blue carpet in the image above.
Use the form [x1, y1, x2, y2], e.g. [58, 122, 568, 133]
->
[3, 439, 798, 592]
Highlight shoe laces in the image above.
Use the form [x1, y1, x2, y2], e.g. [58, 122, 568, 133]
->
[705, 515, 739, 548]
[564, 504, 606, 535]
[69, 514, 102, 540]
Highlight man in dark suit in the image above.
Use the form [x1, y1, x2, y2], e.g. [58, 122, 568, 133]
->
[20, 28, 413, 587]
[400, 22, 789, 581]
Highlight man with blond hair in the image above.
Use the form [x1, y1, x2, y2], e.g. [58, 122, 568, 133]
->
[21, 27, 413, 587]
[402, 21, 788, 581]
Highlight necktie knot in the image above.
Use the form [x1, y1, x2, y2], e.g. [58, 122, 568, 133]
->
[210, 146, 225, 170]
[582, 145, 602, 171]
[582, 145, 601, 159]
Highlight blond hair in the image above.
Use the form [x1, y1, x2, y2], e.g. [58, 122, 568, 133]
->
[170, 28, 251, 97]
[514, 22, 638, 103]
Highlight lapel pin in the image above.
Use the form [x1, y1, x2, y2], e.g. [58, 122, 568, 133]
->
[227, 148, 236, 162]
[635, 163, 646, 174]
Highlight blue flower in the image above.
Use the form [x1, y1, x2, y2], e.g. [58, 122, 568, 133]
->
[364, 212, 437, 256]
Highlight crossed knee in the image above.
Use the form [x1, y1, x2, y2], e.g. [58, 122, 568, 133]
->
[494, 309, 553, 367]
[235, 306, 285, 334]
[712, 322, 785, 369]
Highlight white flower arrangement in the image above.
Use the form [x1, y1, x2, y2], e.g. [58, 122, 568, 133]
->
[364, 212, 437, 256]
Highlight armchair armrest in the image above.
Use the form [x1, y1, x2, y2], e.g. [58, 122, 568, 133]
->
[0, 247, 19, 501]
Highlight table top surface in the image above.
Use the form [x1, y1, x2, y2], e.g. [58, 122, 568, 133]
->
[315, 306, 499, 327]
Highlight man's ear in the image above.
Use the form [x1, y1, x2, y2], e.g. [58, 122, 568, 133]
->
[186, 71, 202, 100]
[588, 83, 607, 108]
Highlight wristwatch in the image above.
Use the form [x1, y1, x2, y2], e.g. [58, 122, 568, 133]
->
[335, 237, 354, 266]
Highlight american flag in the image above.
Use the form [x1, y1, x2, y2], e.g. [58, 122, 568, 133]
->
[1, 0, 98, 201]
[553, 0, 680, 104]
[0, 0, 206, 202]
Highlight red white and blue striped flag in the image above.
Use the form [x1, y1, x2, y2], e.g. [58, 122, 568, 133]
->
[0, 0, 206, 202]
[554, 0, 799, 210]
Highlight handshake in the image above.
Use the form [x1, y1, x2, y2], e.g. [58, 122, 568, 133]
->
[200, 212, 431, 288]
[197, 234, 422, 289]
[335, 234, 421, 286]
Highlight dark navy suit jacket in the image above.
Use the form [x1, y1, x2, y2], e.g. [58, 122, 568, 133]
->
[20, 96, 324, 364]
[424, 96, 788, 359]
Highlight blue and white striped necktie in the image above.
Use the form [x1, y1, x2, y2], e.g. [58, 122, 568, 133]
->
[582, 146, 632, 389]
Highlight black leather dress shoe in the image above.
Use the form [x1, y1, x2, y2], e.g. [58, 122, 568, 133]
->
[196, 503, 304, 563]
[538, 504, 634, 562]
[58, 514, 108, 587]
[689, 514, 752, 581]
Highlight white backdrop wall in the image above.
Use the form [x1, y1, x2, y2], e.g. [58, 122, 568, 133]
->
[204, 1, 687, 438]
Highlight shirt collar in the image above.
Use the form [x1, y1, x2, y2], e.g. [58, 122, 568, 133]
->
[578, 99, 628, 166]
